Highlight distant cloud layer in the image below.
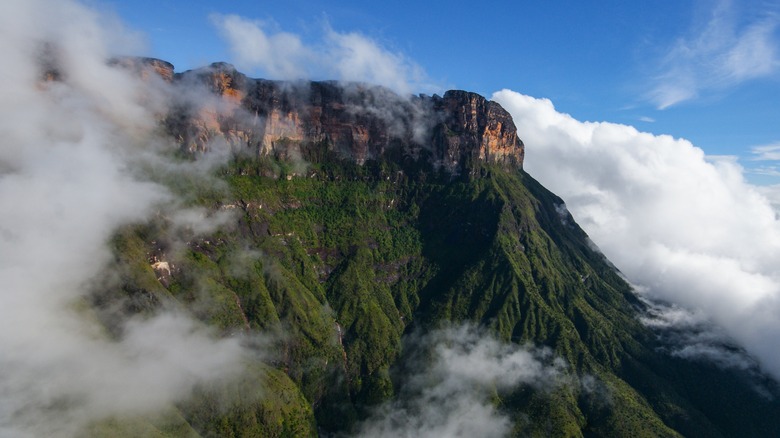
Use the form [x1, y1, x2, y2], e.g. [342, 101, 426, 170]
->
[647, 1, 780, 109]
[494, 89, 780, 380]
[751, 142, 780, 161]
[211, 14, 429, 95]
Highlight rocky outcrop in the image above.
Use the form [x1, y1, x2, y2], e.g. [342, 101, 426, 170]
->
[430, 90, 524, 172]
[163, 61, 524, 173]
[112, 57, 175, 82]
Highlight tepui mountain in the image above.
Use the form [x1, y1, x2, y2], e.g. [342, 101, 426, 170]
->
[48, 57, 780, 437]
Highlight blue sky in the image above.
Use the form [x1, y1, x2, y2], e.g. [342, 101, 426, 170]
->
[105, 0, 780, 183]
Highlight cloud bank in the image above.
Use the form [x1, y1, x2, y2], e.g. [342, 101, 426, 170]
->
[211, 14, 429, 95]
[0, 1, 244, 436]
[647, 1, 780, 108]
[639, 298, 759, 372]
[494, 89, 780, 381]
[355, 325, 566, 438]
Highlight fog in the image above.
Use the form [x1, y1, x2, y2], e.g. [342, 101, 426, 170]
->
[0, 1, 245, 436]
[355, 325, 566, 438]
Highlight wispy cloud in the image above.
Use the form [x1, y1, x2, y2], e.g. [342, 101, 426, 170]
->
[209, 15, 310, 79]
[648, 1, 780, 109]
[750, 142, 780, 161]
[639, 116, 656, 123]
[751, 165, 780, 177]
[639, 299, 759, 372]
[355, 324, 566, 438]
[210, 14, 430, 95]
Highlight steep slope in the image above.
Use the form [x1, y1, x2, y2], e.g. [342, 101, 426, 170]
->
[88, 60, 780, 437]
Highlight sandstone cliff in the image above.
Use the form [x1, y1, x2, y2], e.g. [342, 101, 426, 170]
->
[161, 61, 524, 173]
[110, 57, 175, 82]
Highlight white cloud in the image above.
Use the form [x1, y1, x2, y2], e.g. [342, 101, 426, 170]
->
[211, 14, 429, 95]
[639, 116, 656, 123]
[355, 325, 566, 438]
[751, 166, 780, 178]
[639, 299, 758, 372]
[756, 184, 780, 214]
[723, 18, 779, 81]
[750, 142, 780, 161]
[210, 15, 311, 79]
[493, 89, 780, 381]
[322, 26, 427, 95]
[0, 1, 245, 436]
[647, 2, 780, 109]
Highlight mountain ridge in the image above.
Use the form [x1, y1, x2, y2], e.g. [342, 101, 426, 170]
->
[115, 58, 525, 175]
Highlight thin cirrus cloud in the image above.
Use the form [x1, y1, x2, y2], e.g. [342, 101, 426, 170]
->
[493, 89, 780, 381]
[750, 142, 780, 161]
[747, 142, 780, 180]
[647, 2, 780, 109]
[210, 14, 429, 95]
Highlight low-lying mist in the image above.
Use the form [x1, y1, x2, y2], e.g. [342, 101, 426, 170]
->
[354, 324, 568, 438]
[0, 1, 248, 436]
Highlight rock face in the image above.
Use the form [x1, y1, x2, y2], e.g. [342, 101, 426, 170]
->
[45, 56, 525, 173]
[166, 62, 524, 173]
[112, 57, 175, 82]
[431, 90, 525, 172]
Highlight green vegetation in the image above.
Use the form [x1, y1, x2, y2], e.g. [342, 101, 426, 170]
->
[95, 147, 780, 437]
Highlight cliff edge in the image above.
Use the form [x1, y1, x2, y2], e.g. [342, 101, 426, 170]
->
[160, 61, 524, 174]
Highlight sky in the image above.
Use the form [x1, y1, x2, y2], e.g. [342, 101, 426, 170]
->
[103, 0, 780, 184]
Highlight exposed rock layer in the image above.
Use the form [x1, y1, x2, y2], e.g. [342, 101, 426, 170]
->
[112, 57, 175, 82]
[166, 62, 524, 173]
[40, 56, 524, 173]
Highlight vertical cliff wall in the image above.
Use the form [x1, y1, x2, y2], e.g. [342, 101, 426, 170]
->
[164, 62, 524, 173]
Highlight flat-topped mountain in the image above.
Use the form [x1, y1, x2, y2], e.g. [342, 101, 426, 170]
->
[74, 58, 780, 437]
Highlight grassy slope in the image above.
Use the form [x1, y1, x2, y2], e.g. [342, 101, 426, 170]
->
[95, 152, 780, 437]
